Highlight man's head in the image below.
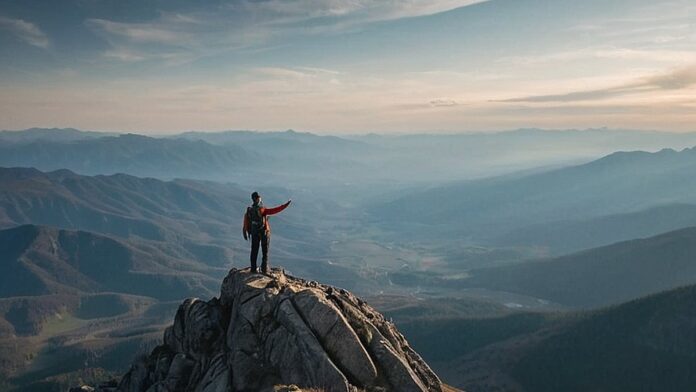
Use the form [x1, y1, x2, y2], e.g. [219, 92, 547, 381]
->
[251, 191, 261, 203]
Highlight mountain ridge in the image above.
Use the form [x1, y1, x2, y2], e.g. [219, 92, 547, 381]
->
[376, 145, 696, 240]
[0, 134, 254, 179]
[444, 283, 696, 392]
[462, 225, 696, 308]
[0, 224, 219, 301]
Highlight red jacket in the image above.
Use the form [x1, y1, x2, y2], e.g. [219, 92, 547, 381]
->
[243, 201, 290, 236]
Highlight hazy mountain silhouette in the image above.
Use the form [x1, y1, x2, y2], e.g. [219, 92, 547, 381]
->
[463, 226, 696, 308]
[6, 128, 696, 201]
[378, 147, 696, 240]
[498, 202, 696, 254]
[0, 134, 253, 179]
[0, 128, 112, 144]
[177, 129, 369, 154]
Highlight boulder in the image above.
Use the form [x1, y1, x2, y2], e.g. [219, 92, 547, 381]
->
[119, 268, 444, 392]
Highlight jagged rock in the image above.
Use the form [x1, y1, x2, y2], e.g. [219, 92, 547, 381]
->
[119, 268, 444, 392]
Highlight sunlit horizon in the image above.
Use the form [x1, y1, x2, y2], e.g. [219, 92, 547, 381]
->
[1, 0, 695, 134]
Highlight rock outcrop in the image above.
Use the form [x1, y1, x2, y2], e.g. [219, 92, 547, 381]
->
[118, 268, 443, 392]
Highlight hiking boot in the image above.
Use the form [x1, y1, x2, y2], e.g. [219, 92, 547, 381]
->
[250, 268, 258, 274]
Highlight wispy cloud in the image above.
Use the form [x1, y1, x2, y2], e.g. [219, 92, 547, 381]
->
[88, 18, 191, 45]
[499, 65, 696, 103]
[0, 15, 49, 48]
[86, 1, 488, 64]
[239, 0, 488, 26]
[254, 66, 342, 79]
[430, 99, 459, 107]
[501, 47, 696, 67]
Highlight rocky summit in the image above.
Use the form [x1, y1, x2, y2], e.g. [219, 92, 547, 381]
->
[118, 268, 444, 392]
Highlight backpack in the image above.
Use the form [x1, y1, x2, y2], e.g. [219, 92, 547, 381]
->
[247, 204, 266, 235]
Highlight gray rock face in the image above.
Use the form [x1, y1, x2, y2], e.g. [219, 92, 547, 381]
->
[118, 268, 444, 392]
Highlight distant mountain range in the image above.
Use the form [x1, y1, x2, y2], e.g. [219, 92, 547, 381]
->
[497, 202, 696, 254]
[0, 166, 356, 288]
[0, 133, 253, 180]
[463, 226, 696, 308]
[0, 128, 113, 144]
[0, 224, 218, 301]
[5, 127, 696, 200]
[377, 147, 696, 243]
[0, 166, 247, 267]
[0, 166, 248, 235]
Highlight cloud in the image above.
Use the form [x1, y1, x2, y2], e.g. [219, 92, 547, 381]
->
[254, 66, 341, 79]
[429, 99, 459, 107]
[501, 47, 696, 67]
[102, 48, 146, 62]
[648, 66, 696, 89]
[254, 67, 315, 79]
[498, 65, 696, 103]
[241, 0, 487, 25]
[0, 15, 49, 48]
[86, 1, 488, 63]
[88, 18, 190, 45]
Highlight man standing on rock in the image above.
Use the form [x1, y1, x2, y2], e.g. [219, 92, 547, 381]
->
[242, 191, 291, 274]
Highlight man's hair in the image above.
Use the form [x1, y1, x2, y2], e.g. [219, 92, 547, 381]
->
[251, 191, 260, 200]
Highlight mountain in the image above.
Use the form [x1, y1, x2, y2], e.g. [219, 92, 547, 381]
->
[0, 224, 453, 391]
[0, 128, 112, 144]
[0, 166, 245, 269]
[0, 166, 247, 241]
[0, 134, 253, 179]
[462, 226, 696, 308]
[118, 268, 449, 392]
[0, 224, 218, 301]
[7, 128, 696, 203]
[376, 147, 696, 240]
[0, 224, 220, 391]
[353, 128, 696, 182]
[177, 128, 696, 192]
[442, 284, 696, 392]
[176, 129, 369, 155]
[0, 166, 366, 288]
[175, 130, 390, 200]
[498, 203, 696, 254]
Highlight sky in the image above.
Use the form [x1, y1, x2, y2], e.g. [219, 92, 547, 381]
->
[0, 0, 694, 134]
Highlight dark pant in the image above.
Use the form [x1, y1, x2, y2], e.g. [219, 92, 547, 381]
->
[250, 231, 270, 272]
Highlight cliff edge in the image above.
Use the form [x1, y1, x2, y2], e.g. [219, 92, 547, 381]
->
[118, 268, 445, 392]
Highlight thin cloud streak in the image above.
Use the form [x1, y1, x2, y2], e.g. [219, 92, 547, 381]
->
[86, 1, 489, 64]
[0, 15, 49, 48]
[498, 65, 696, 103]
[88, 18, 191, 45]
[500, 47, 696, 67]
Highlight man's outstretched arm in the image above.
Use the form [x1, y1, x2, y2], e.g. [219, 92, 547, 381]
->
[263, 200, 291, 216]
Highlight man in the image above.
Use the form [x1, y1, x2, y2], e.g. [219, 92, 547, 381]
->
[242, 191, 291, 274]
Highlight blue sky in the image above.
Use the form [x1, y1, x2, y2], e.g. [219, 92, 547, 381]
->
[0, 0, 694, 133]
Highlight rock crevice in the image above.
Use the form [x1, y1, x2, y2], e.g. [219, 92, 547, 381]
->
[118, 268, 444, 392]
